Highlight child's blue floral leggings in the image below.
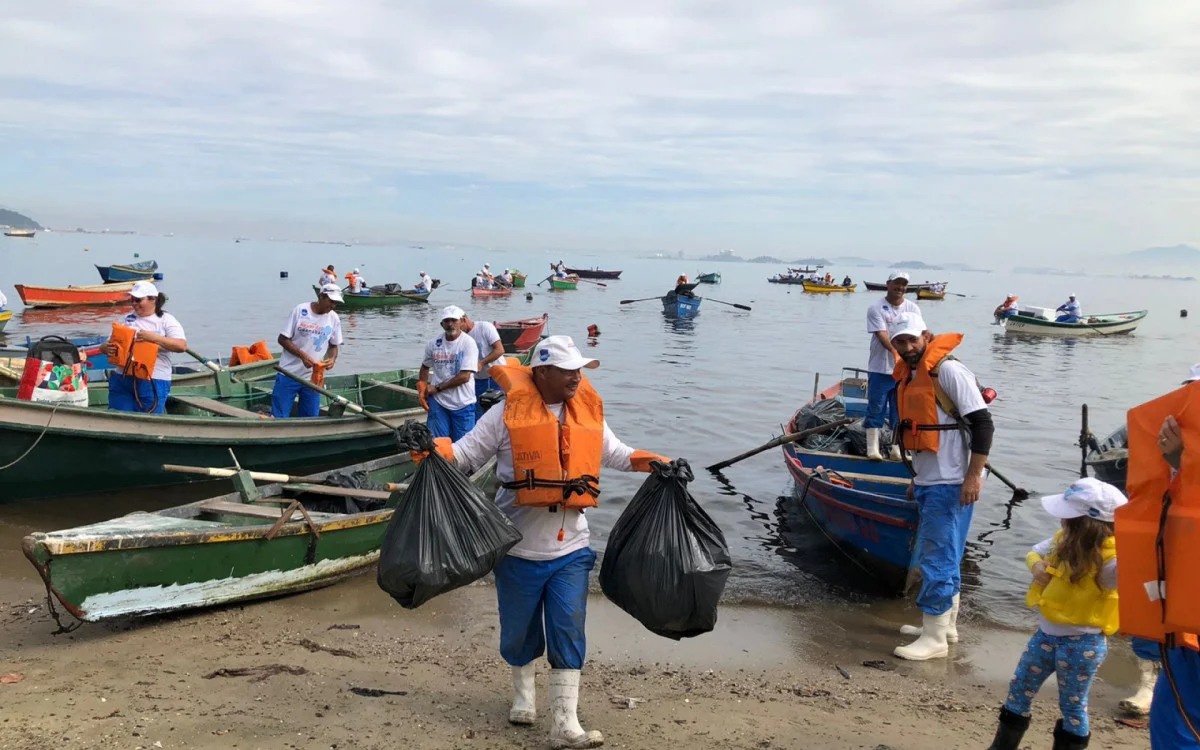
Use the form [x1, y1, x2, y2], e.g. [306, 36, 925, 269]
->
[1003, 629, 1108, 737]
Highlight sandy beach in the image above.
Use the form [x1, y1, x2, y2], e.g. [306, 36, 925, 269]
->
[0, 570, 1152, 750]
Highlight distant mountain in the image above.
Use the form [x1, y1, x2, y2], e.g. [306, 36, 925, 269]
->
[1120, 244, 1200, 265]
[747, 256, 784, 264]
[0, 208, 43, 230]
[792, 257, 832, 266]
[894, 260, 943, 270]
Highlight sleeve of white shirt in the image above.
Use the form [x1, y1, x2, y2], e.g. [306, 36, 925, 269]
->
[330, 314, 343, 346]
[866, 303, 886, 333]
[937, 361, 988, 417]
[601, 420, 637, 471]
[1031, 537, 1055, 558]
[451, 404, 505, 474]
[421, 339, 435, 369]
[280, 305, 300, 339]
[482, 322, 501, 348]
[162, 313, 186, 341]
[459, 337, 478, 374]
[1098, 559, 1118, 590]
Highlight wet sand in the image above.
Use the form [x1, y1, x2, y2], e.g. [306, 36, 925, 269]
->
[1, 572, 1151, 750]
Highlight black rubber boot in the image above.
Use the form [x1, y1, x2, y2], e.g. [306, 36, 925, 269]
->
[1052, 719, 1090, 749]
[986, 707, 1030, 750]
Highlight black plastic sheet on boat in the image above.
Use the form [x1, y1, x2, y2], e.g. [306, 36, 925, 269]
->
[599, 458, 732, 640]
[377, 423, 522, 609]
[297, 470, 388, 514]
[793, 398, 852, 452]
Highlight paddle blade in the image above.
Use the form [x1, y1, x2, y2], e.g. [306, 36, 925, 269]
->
[733, 304, 751, 311]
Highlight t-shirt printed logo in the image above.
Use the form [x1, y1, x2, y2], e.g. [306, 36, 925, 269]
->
[538, 348, 550, 362]
[435, 338, 443, 347]
[300, 308, 309, 317]
[123, 313, 136, 323]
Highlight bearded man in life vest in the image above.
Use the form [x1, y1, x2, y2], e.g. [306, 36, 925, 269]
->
[417, 335, 668, 749]
[887, 311, 995, 661]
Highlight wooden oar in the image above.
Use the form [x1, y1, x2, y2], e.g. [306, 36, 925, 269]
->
[706, 418, 855, 471]
[577, 278, 608, 288]
[619, 297, 662, 305]
[985, 463, 1030, 500]
[702, 297, 751, 311]
[536, 274, 555, 287]
[184, 348, 225, 375]
[274, 366, 408, 449]
[162, 463, 408, 491]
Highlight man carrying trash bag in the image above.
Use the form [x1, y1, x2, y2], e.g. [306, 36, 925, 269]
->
[414, 335, 668, 749]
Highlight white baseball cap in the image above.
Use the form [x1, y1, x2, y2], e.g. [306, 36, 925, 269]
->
[440, 305, 465, 321]
[1184, 363, 1200, 384]
[1041, 478, 1127, 522]
[531, 335, 599, 370]
[484, 263, 491, 268]
[887, 311, 928, 341]
[318, 283, 344, 302]
[129, 281, 159, 298]
[420, 271, 427, 276]
[887, 271, 910, 283]
[353, 267, 360, 273]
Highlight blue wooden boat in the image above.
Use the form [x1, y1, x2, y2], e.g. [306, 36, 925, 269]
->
[697, 272, 721, 284]
[661, 291, 701, 318]
[781, 369, 919, 592]
[96, 260, 159, 283]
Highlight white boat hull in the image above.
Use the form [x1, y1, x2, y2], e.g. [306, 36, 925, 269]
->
[1004, 311, 1147, 337]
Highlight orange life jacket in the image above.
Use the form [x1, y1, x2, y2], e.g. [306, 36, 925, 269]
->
[490, 363, 605, 509]
[676, 275, 688, 286]
[228, 340, 272, 367]
[1115, 382, 1200, 652]
[892, 333, 965, 453]
[110, 323, 159, 381]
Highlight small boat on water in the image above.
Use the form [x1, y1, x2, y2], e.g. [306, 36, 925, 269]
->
[802, 281, 857, 294]
[471, 285, 513, 299]
[781, 369, 918, 592]
[96, 260, 159, 283]
[23, 452, 498, 622]
[15, 281, 138, 308]
[4, 228, 35, 238]
[0, 369, 426, 502]
[864, 281, 945, 293]
[510, 271, 528, 288]
[496, 313, 548, 352]
[549, 276, 579, 291]
[916, 288, 946, 301]
[1003, 309, 1147, 337]
[1085, 424, 1128, 492]
[561, 266, 622, 280]
[311, 284, 430, 308]
[661, 290, 701, 319]
[0, 310, 11, 333]
[768, 275, 806, 285]
[697, 272, 721, 284]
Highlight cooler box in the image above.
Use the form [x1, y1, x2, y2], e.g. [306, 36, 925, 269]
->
[1017, 305, 1054, 320]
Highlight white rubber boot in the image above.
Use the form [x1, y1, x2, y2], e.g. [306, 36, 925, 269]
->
[894, 611, 952, 661]
[888, 442, 902, 461]
[509, 663, 536, 725]
[549, 669, 604, 749]
[866, 428, 884, 461]
[900, 593, 960, 644]
[1118, 659, 1159, 716]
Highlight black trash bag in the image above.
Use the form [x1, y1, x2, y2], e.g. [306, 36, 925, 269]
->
[296, 470, 389, 514]
[379, 283, 405, 295]
[844, 420, 893, 457]
[478, 389, 505, 413]
[599, 459, 732, 640]
[377, 423, 522, 609]
[792, 398, 852, 452]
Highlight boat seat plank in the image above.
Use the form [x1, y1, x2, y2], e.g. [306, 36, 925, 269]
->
[169, 395, 263, 419]
[198, 501, 291, 519]
[280, 483, 395, 500]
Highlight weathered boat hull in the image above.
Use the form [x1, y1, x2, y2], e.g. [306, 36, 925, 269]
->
[697, 272, 721, 284]
[471, 286, 513, 298]
[496, 313, 548, 352]
[549, 278, 578, 290]
[562, 267, 622, 280]
[916, 289, 945, 301]
[22, 454, 498, 621]
[802, 282, 857, 294]
[311, 285, 430, 307]
[1004, 310, 1147, 337]
[510, 272, 527, 288]
[661, 293, 701, 319]
[15, 281, 138, 308]
[4, 229, 36, 238]
[768, 276, 806, 285]
[96, 261, 159, 283]
[864, 281, 944, 293]
[0, 310, 10, 333]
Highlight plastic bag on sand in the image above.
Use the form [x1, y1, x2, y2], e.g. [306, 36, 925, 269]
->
[377, 423, 522, 609]
[599, 459, 732, 640]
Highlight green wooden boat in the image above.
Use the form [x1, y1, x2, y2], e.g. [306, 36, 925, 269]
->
[0, 351, 281, 390]
[23, 453, 498, 621]
[549, 276, 579, 291]
[0, 369, 428, 502]
[312, 285, 430, 308]
[510, 271, 527, 288]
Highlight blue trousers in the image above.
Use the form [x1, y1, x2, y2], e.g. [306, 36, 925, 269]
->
[426, 398, 476, 440]
[107, 374, 171, 414]
[914, 483, 975, 615]
[864, 371, 898, 429]
[1056, 314, 1081, 323]
[270, 372, 320, 418]
[474, 377, 497, 420]
[1004, 630, 1107, 737]
[494, 548, 596, 669]
[1152, 646, 1200, 748]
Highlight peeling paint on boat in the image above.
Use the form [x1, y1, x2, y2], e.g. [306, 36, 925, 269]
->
[76, 553, 380, 621]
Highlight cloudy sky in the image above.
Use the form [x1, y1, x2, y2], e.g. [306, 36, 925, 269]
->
[2, 0, 1198, 259]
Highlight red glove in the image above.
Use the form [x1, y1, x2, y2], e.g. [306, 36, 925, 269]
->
[630, 450, 671, 473]
[410, 437, 455, 465]
[416, 381, 430, 412]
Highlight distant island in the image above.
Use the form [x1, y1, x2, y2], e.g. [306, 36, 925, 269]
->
[1118, 244, 1200, 265]
[1013, 266, 1085, 276]
[747, 256, 784, 264]
[894, 260, 943, 270]
[0, 208, 43, 230]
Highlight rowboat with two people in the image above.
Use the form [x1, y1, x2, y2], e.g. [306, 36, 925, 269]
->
[23, 451, 498, 622]
[471, 285, 513, 299]
[15, 281, 139, 308]
[95, 260, 160, 283]
[780, 367, 918, 593]
[0, 368, 427, 502]
[311, 284, 431, 308]
[916, 284, 948, 301]
[802, 280, 857, 294]
[697, 272, 721, 284]
[1002, 308, 1148, 337]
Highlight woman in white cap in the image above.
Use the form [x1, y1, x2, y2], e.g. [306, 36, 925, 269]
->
[98, 281, 187, 414]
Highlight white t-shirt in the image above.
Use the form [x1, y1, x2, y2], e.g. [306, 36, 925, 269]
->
[350, 276, 366, 293]
[319, 272, 336, 286]
[278, 303, 343, 378]
[909, 360, 989, 486]
[866, 297, 921, 374]
[1029, 535, 1118, 636]
[468, 321, 502, 380]
[416, 276, 433, 293]
[422, 333, 478, 410]
[0, 289, 7, 308]
[118, 311, 186, 381]
[452, 402, 637, 560]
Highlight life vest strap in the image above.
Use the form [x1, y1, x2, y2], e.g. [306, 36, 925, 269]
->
[500, 470, 600, 501]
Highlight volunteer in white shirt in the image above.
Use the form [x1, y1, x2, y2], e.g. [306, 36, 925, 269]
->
[99, 281, 188, 414]
[319, 265, 337, 287]
[348, 268, 367, 294]
[888, 311, 994, 661]
[271, 283, 344, 418]
[864, 271, 920, 460]
[415, 335, 668, 749]
[500, 269, 514, 287]
[417, 306, 479, 440]
[415, 272, 433, 293]
[460, 312, 505, 419]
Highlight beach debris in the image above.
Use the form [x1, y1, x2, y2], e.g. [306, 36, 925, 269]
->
[1115, 716, 1149, 730]
[294, 637, 359, 658]
[835, 665, 851, 680]
[350, 687, 408, 698]
[92, 710, 121, 720]
[327, 624, 361, 631]
[791, 687, 831, 698]
[610, 695, 645, 709]
[0, 672, 24, 684]
[862, 660, 896, 672]
[203, 665, 309, 682]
